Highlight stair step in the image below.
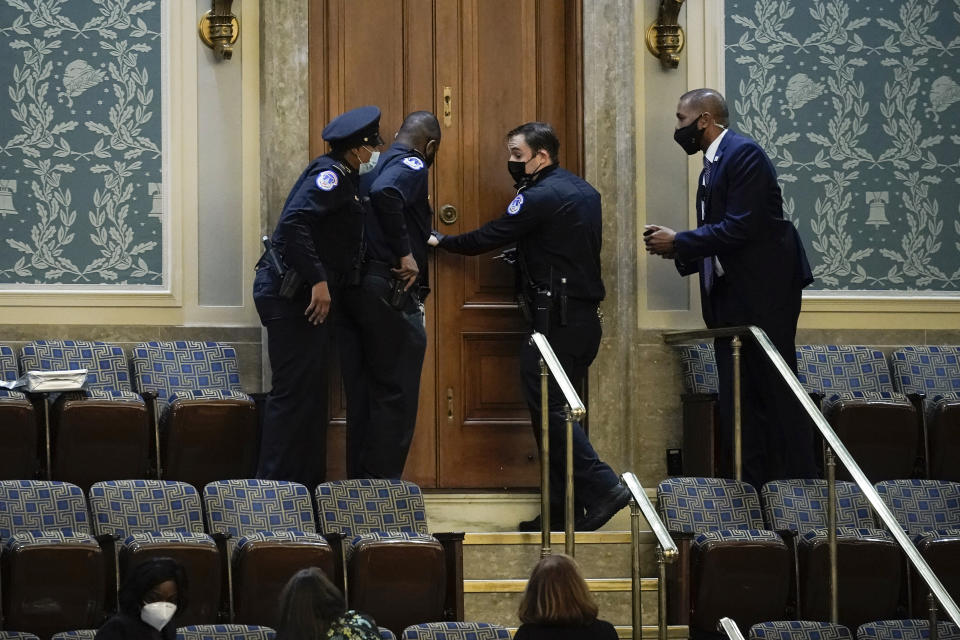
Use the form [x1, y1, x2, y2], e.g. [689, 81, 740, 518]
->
[462, 531, 659, 580]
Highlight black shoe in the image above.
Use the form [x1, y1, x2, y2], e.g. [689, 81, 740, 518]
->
[578, 483, 631, 531]
[518, 514, 562, 532]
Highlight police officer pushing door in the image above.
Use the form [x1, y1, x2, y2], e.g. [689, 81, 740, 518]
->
[429, 122, 630, 531]
[254, 105, 383, 489]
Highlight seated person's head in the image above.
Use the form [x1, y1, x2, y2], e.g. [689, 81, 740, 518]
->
[119, 557, 187, 631]
[519, 553, 598, 627]
[277, 567, 346, 640]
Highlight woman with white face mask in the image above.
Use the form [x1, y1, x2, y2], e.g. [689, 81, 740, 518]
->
[95, 557, 186, 640]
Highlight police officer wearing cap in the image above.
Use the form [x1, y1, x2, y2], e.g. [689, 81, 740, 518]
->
[254, 105, 383, 489]
[337, 111, 442, 479]
[429, 121, 630, 531]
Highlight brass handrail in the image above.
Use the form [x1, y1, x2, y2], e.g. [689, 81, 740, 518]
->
[530, 332, 585, 557]
[664, 325, 960, 627]
[622, 472, 676, 640]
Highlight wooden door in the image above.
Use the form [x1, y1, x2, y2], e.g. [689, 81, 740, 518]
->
[309, 0, 582, 488]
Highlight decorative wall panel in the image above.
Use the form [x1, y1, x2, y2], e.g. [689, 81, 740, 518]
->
[0, 0, 163, 287]
[726, 0, 960, 292]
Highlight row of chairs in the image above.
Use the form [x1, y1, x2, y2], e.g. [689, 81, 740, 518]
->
[750, 620, 960, 640]
[679, 344, 960, 481]
[0, 340, 258, 490]
[0, 622, 512, 640]
[0, 479, 461, 639]
[656, 477, 960, 636]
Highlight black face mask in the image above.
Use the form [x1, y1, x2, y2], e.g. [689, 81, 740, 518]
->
[507, 160, 528, 185]
[674, 115, 705, 155]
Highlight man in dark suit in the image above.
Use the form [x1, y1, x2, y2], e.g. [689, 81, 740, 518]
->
[644, 88, 816, 488]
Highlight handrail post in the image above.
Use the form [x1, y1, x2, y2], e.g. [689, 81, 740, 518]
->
[658, 547, 669, 640]
[826, 445, 838, 623]
[540, 358, 551, 558]
[630, 499, 642, 640]
[930, 593, 939, 640]
[565, 405, 575, 557]
[731, 335, 742, 482]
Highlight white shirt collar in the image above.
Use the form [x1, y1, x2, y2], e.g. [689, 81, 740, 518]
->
[704, 128, 728, 163]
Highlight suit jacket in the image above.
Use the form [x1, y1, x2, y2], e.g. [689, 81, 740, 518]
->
[673, 130, 813, 338]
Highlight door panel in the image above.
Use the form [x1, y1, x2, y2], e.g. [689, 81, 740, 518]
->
[309, 0, 582, 488]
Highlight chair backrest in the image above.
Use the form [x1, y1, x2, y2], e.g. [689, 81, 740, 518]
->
[379, 628, 396, 640]
[750, 621, 853, 640]
[50, 631, 97, 640]
[0, 343, 18, 382]
[203, 480, 316, 538]
[796, 345, 895, 396]
[857, 619, 960, 640]
[657, 477, 766, 532]
[0, 632, 42, 640]
[315, 479, 428, 538]
[678, 343, 719, 394]
[176, 625, 276, 640]
[20, 340, 132, 392]
[763, 479, 874, 531]
[131, 341, 242, 398]
[89, 480, 205, 539]
[0, 480, 91, 540]
[891, 346, 960, 397]
[402, 622, 510, 640]
[875, 480, 960, 534]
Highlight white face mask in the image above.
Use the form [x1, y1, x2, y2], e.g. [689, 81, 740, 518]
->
[359, 149, 380, 175]
[141, 601, 177, 631]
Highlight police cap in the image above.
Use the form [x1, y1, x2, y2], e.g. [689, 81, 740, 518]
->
[322, 105, 383, 149]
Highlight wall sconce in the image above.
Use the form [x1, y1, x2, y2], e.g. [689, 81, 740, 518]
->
[646, 0, 686, 69]
[199, 0, 239, 61]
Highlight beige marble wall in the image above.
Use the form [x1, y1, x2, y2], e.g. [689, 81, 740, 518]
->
[259, 1, 311, 234]
[0, 326, 263, 393]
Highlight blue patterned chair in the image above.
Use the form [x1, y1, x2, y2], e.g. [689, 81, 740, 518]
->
[0, 633, 42, 640]
[50, 631, 97, 640]
[401, 622, 509, 640]
[176, 625, 276, 640]
[19, 340, 151, 489]
[656, 477, 790, 635]
[796, 345, 919, 481]
[891, 346, 960, 481]
[88, 480, 220, 624]
[315, 480, 455, 637]
[203, 480, 334, 628]
[856, 619, 960, 640]
[0, 481, 104, 639]
[130, 341, 257, 490]
[0, 343, 38, 480]
[875, 480, 960, 615]
[677, 343, 723, 477]
[379, 629, 396, 640]
[762, 479, 902, 627]
[750, 621, 853, 640]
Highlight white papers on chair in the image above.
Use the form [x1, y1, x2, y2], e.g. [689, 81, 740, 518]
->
[0, 369, 88, 392]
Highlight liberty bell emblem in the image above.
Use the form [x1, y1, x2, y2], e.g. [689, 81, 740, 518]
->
[865, 191, 889, 228]
[0, 180, 17, 217]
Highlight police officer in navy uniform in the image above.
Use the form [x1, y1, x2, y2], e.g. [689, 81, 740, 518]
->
[429, 122, 630, 531]
[336, 111, 441, 479]
[254, 105, 383, 489]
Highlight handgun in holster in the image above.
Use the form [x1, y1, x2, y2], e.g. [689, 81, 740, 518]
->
[262, 235, 304, 299]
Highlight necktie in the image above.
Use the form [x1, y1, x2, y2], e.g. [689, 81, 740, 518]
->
[701, 155, 714, 294]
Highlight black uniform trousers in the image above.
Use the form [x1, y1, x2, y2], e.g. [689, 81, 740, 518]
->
[256, 303, 330, 490]
[336, 271, 427, 479]
[519, 301, 619, 518]
[711, 278, 817, 489]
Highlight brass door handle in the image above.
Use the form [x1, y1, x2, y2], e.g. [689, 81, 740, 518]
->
[439, 204, 458, 225]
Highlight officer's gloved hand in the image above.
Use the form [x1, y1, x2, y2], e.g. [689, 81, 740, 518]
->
[427, 230, 445, 247]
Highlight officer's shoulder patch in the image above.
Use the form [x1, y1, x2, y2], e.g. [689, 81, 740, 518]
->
[402, 156, 424, 171]
[316, 170, 339, 191]
[507, 193, 525, 215]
